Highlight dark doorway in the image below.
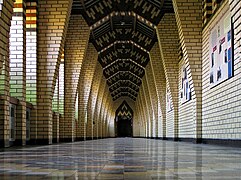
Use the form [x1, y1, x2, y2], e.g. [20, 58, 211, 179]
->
[115, 101, 133, 137]
[117, 118, 133, 137]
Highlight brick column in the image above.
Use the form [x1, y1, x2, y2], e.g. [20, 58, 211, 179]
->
[0, 0, 15, 147]
[99, 85, 109, 138]
[37, 0, 72, 144]
[88, 63, 103, 139]
[149, 43, 167, 138]
[52, 77, 59, 112]
[52, 112, 59, 143]
[145, 63, 159, 138]
[106, 96, 113, 137]
[77, 44, 98, 140]
[138, 94, 147, 137]
[172, 0, 202, 141]
[97, 81, 107, 139]
[29, 106, 37, 143]
[59, 62, 64, 114]
[102, 95, 112, 138]
[157, 13, 180, 140]
[9, 0, 27, 146]
[135, 99, 146, 136]
[26, 0, 38, 144]
[63, 15, 90, 142]
[26, 0, 37, 104]
[142, 78, 153, 137]
[139, 87, 149, 137]
[93, 76, 106, 139]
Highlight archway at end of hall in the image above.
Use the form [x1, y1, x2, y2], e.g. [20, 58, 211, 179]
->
[115, 101, 133, 137]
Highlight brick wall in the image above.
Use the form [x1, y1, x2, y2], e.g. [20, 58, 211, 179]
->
[202, 1, 241, 139]
[178, 60, 195, 139]
[77, 43, 98, 139]
[26, 1, 37, 105]
[100, 85, 109, 138]
[157, 13, 179, 139]
[59, 62, 64, 114]
[37, 0, 72, 144]
[9, 0, 27, 145]
[139, 86, 150, 137]
[149, 43, 166, 138]
[145, 63, 159, 137]
[63, 15, 89, 142]
[52, 78, 59, 112]
[89, 63, 103, 138]
[94, 76, 106, 139]
[173, 0, 203, 139]
[178, 59, 195, 138]
[142, 77, 153, 137]
[0, 0, 14, 147]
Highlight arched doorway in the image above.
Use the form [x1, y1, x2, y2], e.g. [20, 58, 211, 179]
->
[115, 101, 133, 137]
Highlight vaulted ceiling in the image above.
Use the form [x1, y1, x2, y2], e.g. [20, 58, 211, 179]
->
[72, 0, 174, 101]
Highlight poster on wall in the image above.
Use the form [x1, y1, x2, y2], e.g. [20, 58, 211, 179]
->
[209, 11, 233, 88]
[180, 65, 191, 104]
[166, 87, 172, 112]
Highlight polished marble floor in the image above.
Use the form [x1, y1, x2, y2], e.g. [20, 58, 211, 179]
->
[0, 138, 241, 180]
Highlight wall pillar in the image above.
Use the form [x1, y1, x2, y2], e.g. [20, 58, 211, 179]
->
[157, 13, 180, 140]
[63, 15, 90, 142]
[172, 0, 202, 141]
[77, 44, 98, 140]
[37, 0, 72, 144]
[52, 112, 59, 143]
[0, 0, 15, 147]
[9, 0, 27, 146]
[149, 43, 167, 138]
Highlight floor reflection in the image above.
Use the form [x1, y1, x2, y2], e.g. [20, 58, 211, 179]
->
[0, 138, 241, 179]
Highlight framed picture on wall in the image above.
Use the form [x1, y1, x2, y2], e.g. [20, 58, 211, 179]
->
[180, 65, 191, 104]
[209, 11, 233, 88]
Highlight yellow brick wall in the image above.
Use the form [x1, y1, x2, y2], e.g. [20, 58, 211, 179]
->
[95, 76, 107, 138]
[178, 59, 195, 138]
[26, 1, 37, 105]
[90, 63, 103, 138]
[139, 86, 150, 137]
[157, 13, 180, 139]
[142, 77, 153, 137]
[145, 62, 159, 137]
[173, 0, 203, 140]
[133, 99, 145, 137]
[37, 0, 72, 144]
[77, 43, 98, 139]
[9, 0, 27, 146]
[0, 0, 14, 147]
[64, 15, 89, 141]
[149, 43, 166, 138]
[202, 1, 241, 139]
